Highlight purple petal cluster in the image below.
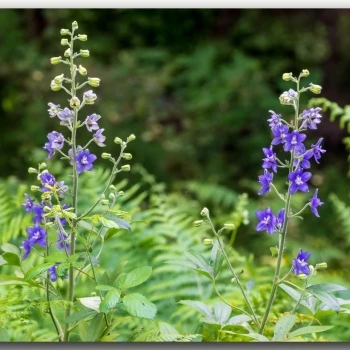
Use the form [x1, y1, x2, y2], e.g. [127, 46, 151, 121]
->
[288, 169, 312, 194]
[44, 131, 65, 159]
[258, 169, 273, 195]
[40, 171, 57, 192]
[262, 147, 277, 173]
[256, 207, 285, 235]
[57, 108, 74, 126]
[85, 113, 101, 132]
[22, 194, 35, 212]
[311, 138, 326, 164]
[93, 129, 106, 147]
[75, 149, 97, 174]
[309, 189, 324, 217]
[292, 249, 311, 275]
[268, 110, 282, 130]
[284, 131, 306, 152]
[301, 108, 322, 130]
[272, 125, 289, 146]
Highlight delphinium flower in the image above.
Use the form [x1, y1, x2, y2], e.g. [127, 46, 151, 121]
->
[44, 131, 65, 158]
[57, 108, 74, 126]
[288, 169, 312, 194]
[256, 207, 276, 234]
[40, 171, 57, 192]
[292, 249, 311, 275]
[293, 144, 312, 169]
[311, 138, 326, 163]
[57, 229, 70, 251]
[75, 149, 97, 174]
[48, 263, 69, 282]
[275, 208, 285, 231]
[271, 125, 289, 146]
[22, 194, 35, 212]
[301, 107, 322, 130]
[85, 113, 101, 132]
[258, 169, 273, 195]
[33, 203, 45, 224]
[26, 225, 47, 247]
[262, 147, 277, 173]
[309, 189, 324, 217]
[284, 131, 306, 152]
[268, 110, 282, 130]
[48, 102, 61, 117]
[93, 129, 106, 147]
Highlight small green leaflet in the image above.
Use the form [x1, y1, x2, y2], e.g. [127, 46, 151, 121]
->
[24, 263, 53, 280]
[100, 289, 121, 313]
[123, 293, 157, 320]
[118, 266, 152, 289]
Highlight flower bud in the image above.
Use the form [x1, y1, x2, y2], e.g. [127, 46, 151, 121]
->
[127, 134, 136, 143]
[224, 223, 235, 230]
[28, 167, 38, 174]
[297, 273, 308, 280]
[109, 193, 116, 200]
[39, 162, 47, 170]
[315, 262, 327, 270]
[30, 185, 40, 192]
[101, 152, 112, 159]
[109, 185, 116, 191]
[203, 238, 213, 245]
[309, 265, 315, 274]
[50, 80, 62, 91]
[88, 77, 100, 87]
[114, 137, 123, 145]
[201, 207, 209, 217]
[78, 34, 87, 41]
[83, 90, 97, 105]
[64, 48, 71, 57]
[309, 83, 322, 94]
[50, 56, 62, 65]
[80, 49, 90, 57]
[301, 69, 310, 77]
[42, 193, 52, 202]
[122, 153, 132, 160]
[61, 39, 69, 46]
[121, 165, 130, 172]
[282, 72, 293, 81]
[72, 21, 78, 29]
[78, 65, 87, 76]
[117, 191, 124, 197]
[54, 74, 64, 84]
[70, 96, 81, 109]
[101, 199, 109, 205]
[194, 220, 203, 227]
[60, 28, 70, 35]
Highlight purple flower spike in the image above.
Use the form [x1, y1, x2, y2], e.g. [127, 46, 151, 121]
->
[288, 169, 312, 194]
[85, 113, 101, 132]
[22, 194, 35, 213]
[271, 125, 289, 146]
[309, 189, 324, 217]
[293, 249, 311, 275]
[311, 138, 326, 164]
[284, 131, 306, 152]
[262, 147, 277, 173]
[258, 169, 274, 195]
[256, 207, 276, 234]
[301, 108, 322, 130]
[268, 110, 282, 130]
[75, 149, 97, 174]
[93, 129, 106, 147]
[26, 225, 47, 248]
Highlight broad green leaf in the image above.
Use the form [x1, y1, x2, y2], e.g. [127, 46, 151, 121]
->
[78, 296, 102, 312]
[99, 217, 120, 229]
[111, 261, 129, 284]
[56, 263, 70, 278]
[78, 320, 89, 341]
[105, 216, 131, 231]
[270, 246, 278, 258]
[88, 313, 106, 342]
[104, 228, 120, 241]
[96, 285, 116, 291]
[311, 290, 340, 312]
[0, 256, 8, 266]
[289, 325, 334, 338]
[272, 314, 296, 341]
[118, 266, 152, 289]
[24, 263, 53, 280]
[213, 302, 231, 325]
[100, 289, 121, 313]
[64, 309, 96, 324]
[1, 243, 20, 256]
[179, 300, 214, 321]
[307, 283, 347, 294]
[2, 252, 21, 266]
[123, 293, 157, 320]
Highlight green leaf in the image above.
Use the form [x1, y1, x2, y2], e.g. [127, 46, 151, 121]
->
[227, 314, 253, 325]
[77, 220, 100, 235]
[179, 300, 214, 322]
[1, 243, 20, 256]
[185, 250, 213, 280]
[78, 296, 102, 312]
[104, 228, 120, 241]
[24, 263, 53, 280]
[44, 252, 68, 264]
[99, 217, 120, 229]
[118, 266, 152, 289]
[311, 290, 340, 312]
[2, 252, 21, 266]
[96, 285, 116, 291]
[100, 289, 121, 313]
[289, 325, 334, 338]
[0, 274, 43, 289]
[56, 263, 70, 278]
[307, 283, 347, 294]
[213, 302, 231, 326]
[211, 242, 224, 278]
[78, 320, 89, 341]
[123, 293, 157, 320]
[270, 246, 278, 258]
[272, 314, 296, 341]
[64, 309, 96, 324]
[88, 313, 106, 342]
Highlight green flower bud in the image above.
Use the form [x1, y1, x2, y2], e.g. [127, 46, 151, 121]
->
[101, 199, 109, 205]
[60, 28, 70, 35]
[78, 65, 87, 76]
[282, 72, 293, 81]
[28, 167, 38, 174]
[39, 162, 47, 170]
[109, 193, 116, 200]
[114, 137, 123, 145]
[50, 80, 62, 91]
[297, 273, 307, 280]
[309, 83, 322, 94]
[64, 48, 71, 57]
[42, 192, 51, 202]
[78, 34, 87, 41]
[72, 21, 78, 29]
[80, 49, 90, 57]
[61, 38, 69, 46]
[101, 152, 112, 159]
[30, 185, 40, 192]
[224, 223, 235, 230]
[127, 134, 136, 142]
[301, 69, 310, 77]
[50, 56, 62, 65]
[117, 191, 124, 197]
[121, 165, 130, 172]
[315, 262, 327, 270]
[109, 185, 116, 191]
[54, 74, 64, 84]
[201, 207, 209, 217]
[70, 96, 81, 109]
[122, 153, 132, 160]
[88, 77, 100, 87]
[194, 220, 203, 227]
[203, 238, 213, 245]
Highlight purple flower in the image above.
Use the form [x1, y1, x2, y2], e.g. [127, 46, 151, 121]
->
[262, 147, 277, 173]
[288, 169, 312, 194]
[59, 204, 70, 226]
[57, 230, 70, 251]
[280, 89, 298, 105]
[275, 208, 285, 231]
[284, 131, 306, 152]
[22, 194, 35, 213]
[44, 131, 65, 159]
[293, 145, 313, 169]
[271, 125, 289, 146]
[292, 249, 311, 275]
[57, 181, 68, 198]
[48, 265, 58, 282]
[258, 169, 274, 195]
[309, 189, 324, 217]
[33, 203, 45, 224]
[26, 225, 47, 248]
[85, 113, 101, 132]
[311, 138, 326, 164]
[83, 90, 97, 104]
[93, 129, 106, 147]
[68, 146, 83, 165]
[57, 108, 74, 126]
[268, 110, 282, 130]
[48, 103, 61, 118]
[40, 171, 56, 192]
[21, 240, 32, 260]
[301, 108, 322, 130]
[256, 207, 276, 234]
[75, 149, 97, 174]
